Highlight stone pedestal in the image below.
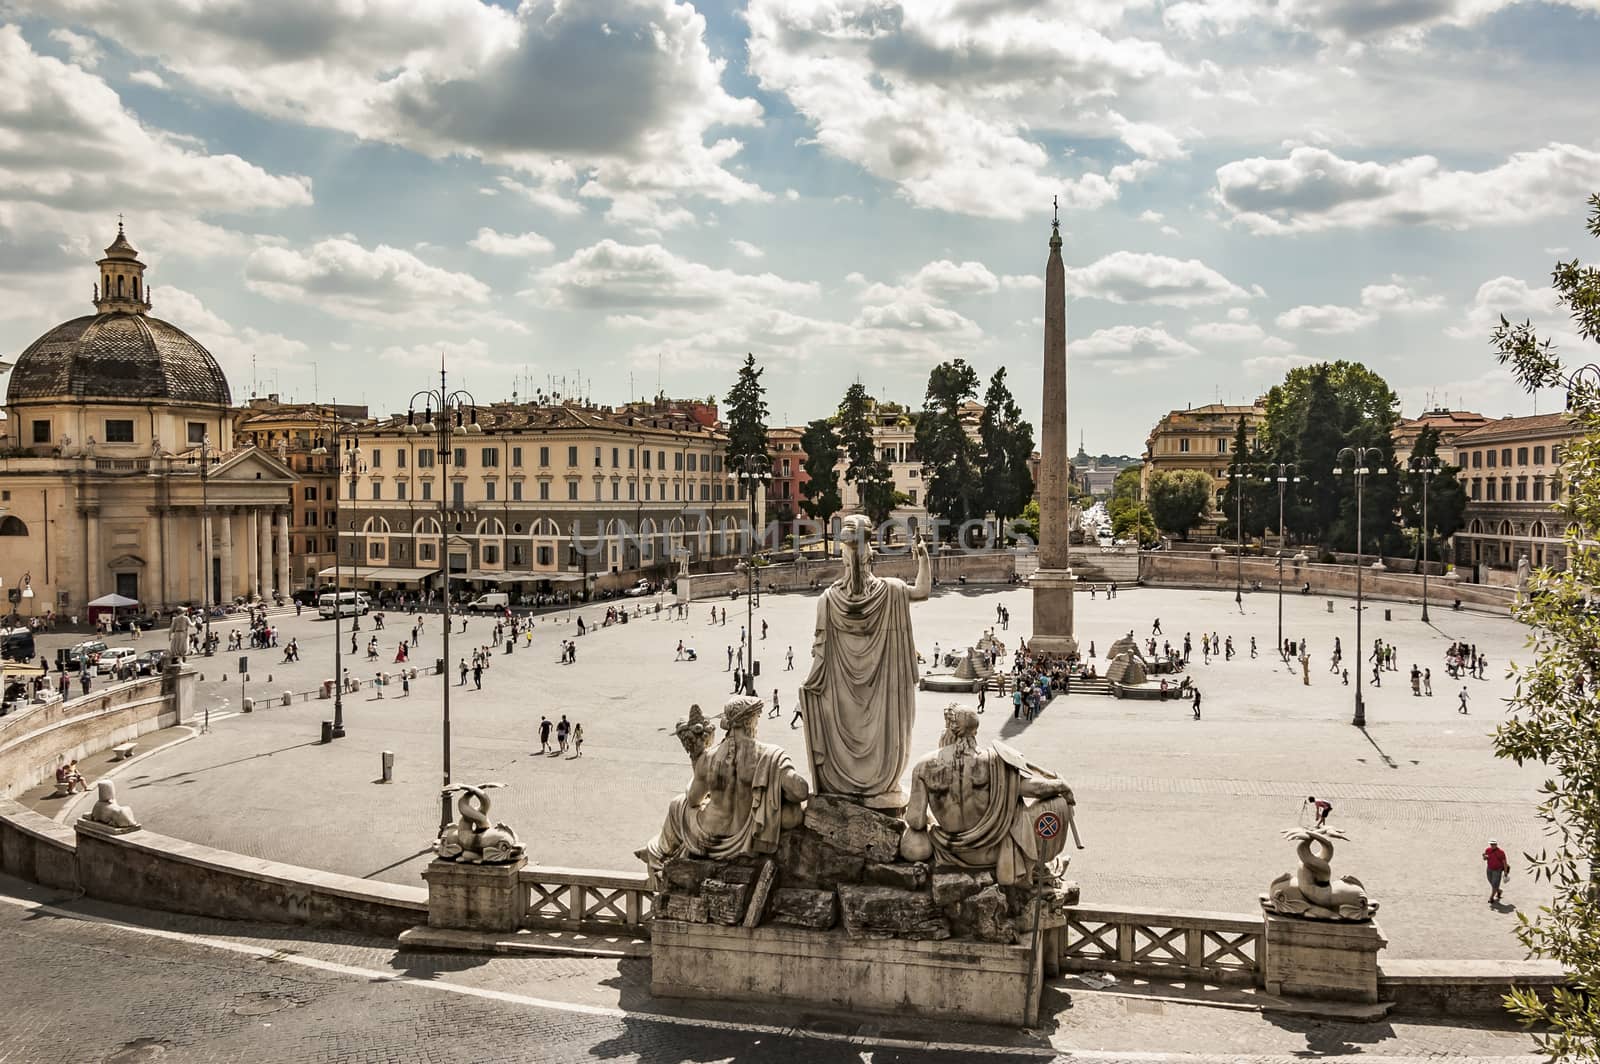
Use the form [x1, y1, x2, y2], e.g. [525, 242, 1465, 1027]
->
[421, 856, 526, 933]
[651, 919, 1044, 1026]
[1262, 910, 1387, 1004]
[162, 663, 197, 724]
[1028, 569, 1078, 656]
[676, 575, 694, 604]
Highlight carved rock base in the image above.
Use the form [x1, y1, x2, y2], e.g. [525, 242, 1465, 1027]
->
[1262, 910, 1388, 1004]
[421, 856, 526, 933]
[838, 884, 950, 941]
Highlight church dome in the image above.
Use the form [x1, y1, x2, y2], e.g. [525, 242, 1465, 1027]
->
[5, 224, 231, 408]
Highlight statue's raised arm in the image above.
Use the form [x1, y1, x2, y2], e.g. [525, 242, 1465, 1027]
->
[909, 535, 932, 602]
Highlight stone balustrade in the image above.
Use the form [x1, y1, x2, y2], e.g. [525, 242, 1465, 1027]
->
[519, 865, 654, 936]
[1058, 904, 1264, 986]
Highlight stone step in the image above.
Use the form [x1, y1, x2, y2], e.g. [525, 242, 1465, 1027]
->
[397, 924, 649, 958]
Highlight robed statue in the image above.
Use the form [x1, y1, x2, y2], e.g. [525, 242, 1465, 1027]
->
[799, 513, 930, 808]
[901, 706, 1078, 886]
[638, 697, 810, 882]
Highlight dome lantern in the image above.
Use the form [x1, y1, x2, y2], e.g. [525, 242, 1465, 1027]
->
[94, 217, 152, 314]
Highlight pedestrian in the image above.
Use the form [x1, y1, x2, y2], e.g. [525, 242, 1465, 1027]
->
[1342, 668, 1349, 686]
[1410, 665, 1421, 697]
[556, 715, 570, 754]
[977, 686, 986, 714]
[1152, 617, 1162, 635]
[1249, 636, 1257, 659]
[726, 645, 734, 671]
[1424, 668, 1432, 696]
[539, 715, 552, 753]
[1307, 796, 1332, 827]
[675, 640, 684, 661]
[472, 663, 482, 689]
[786, 645, 794, 671]
[1458, 686, 1470, 714]
[569, 722, 584, 759]
[761, 619, 768, 640]
[1483, 839, 1509, 903]
[459, 659, 468, 686]
[1191, 686, 1201, 720]
[1225, 636, 1234, 661]
[732, 666, 742, 693]
[771, 689, 781, 720]
[1012, 687, 1023, 719]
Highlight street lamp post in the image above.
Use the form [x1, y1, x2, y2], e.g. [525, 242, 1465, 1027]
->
[1334, 446, 1388, 728]
[311, 409, 364, 739]
[1261, 463, 1301, 659]
[405, 365, 480, 834]
[735, 454, 771, 697]
[1408, 457, 1441, 624]
[1229, 471, 1249, 609]
[188, 435, 221, 658]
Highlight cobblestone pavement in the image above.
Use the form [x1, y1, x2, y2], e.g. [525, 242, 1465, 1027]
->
[35, 586, 1551, 960]
[0, 874, 1541, 1062]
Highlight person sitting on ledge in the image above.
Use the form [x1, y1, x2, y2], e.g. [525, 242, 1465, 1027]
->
[1301, 582, 1311, 594]
[56, 760, 88, 793]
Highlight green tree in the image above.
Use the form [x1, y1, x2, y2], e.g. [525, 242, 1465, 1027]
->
[723, 353, 770, 465]
[1016, 498, 1040, 545]
[1400, 425, 1468, 563]
[837, 382, 894, 525]
[1219, 416, 1270, 540]
[1145, 469, 1213, 540]
[1112, 502, 1159, 547]
[1489, 193, 1600, 1062]
[916, 359, 983, 538]
[798, 417, 843, 555]
[978, 368, 1036, 538]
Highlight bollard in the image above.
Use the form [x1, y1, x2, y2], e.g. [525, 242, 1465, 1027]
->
[381, 751, 394, 784]
[321, 679, 334, 699]
[321, 720, 334, 744]
[1384, 609, 1391, 622]
[1326, 600, 1334, 613]
[281, 691, 292, 706]
[506, 639, 514, 654]
[243, 697, 254, 713]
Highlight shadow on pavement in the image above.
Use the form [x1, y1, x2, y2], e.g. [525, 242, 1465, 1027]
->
[124, 740, 326, 788]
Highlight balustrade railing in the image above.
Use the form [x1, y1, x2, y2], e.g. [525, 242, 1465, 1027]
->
[518, 865, 653, 937]
[1058, 904, 1262, 986]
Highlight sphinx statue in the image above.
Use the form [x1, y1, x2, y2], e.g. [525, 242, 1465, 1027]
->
[900, 706, 1079, 886]
[86, 780, 140, 831]
[639, 696, 810, 883]
[1263, 827, 1378, 921]
[435, 783, 524, 864]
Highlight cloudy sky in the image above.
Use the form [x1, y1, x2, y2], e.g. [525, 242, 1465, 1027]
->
[0, 0, 1596, 453]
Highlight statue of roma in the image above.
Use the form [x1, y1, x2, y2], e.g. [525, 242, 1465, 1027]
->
[901, 706, 1079, 886]
[639, 696, 810, 882]
[799, 513, 930, 808]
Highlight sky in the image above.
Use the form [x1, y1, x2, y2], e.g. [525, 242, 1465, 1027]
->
[0, 0, 1596, 455]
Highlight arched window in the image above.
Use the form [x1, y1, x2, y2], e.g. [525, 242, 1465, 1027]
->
[133, 277, 140, 300]
[0, 515, 27, 536]
[117, 275, 124, 296]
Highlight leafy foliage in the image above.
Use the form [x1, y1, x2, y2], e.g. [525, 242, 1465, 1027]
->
[723, 353, 770, 464]
[1400, 425, 1468, 562]
[799, 417, 842, 550]
[1219, 416, 1272, 540]
[1489, 192, 1600, 1061]
[978, 367, 1036, 532]
[837, 382, 894, 525]
[1145, 469, 1214, 540]
[916, 359, 983, 535]
[1112, 501, 1159, 546]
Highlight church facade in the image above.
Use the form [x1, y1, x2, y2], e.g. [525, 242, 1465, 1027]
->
[0, 227, 297, 617]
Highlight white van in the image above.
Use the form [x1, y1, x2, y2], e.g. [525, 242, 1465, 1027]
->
[97, 647, 139, 675]
[467, 592, 508, 612]
[318, 591, 370, 619]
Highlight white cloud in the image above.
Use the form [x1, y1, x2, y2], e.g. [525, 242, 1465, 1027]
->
[1445, 275, 1568, 342]
[1138, 209, 1164, 223]
[47, 27, 100, 67]
[245, 237, 493, 326]
[1066, 250, 1255, 306]
[1164, 0, 1600, 43]
[24, 0, 767, 221]
[745, 0, 1183, 218]
[730, 239, 765, 259]
[127, 69, 166, 90]
[1188, 320, 1264, 344]
[535, 240, 817, 311]
[377, 337, 498, 373]
[156, 286, 310, 381]
[0, 27, 311, 215]
[1215, 143, 1600, 234]
[1275, 303, 1377, 333]
[1359, 282, 1443, 314]
[1242, 352, 1314, 375]
[469, 228, 555, 257]
[1074, 325, 1198, 373]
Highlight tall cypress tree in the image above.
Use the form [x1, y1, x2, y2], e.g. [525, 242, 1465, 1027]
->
[723, 353, 770, 465]
[798, 418, 843, 554]
[837, 382, 894, 524]
[916, 359, 982, 537]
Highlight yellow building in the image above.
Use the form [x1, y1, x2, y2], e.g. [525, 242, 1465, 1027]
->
[1141, 400, 1266, 509]
[340, 400, 747, 597]
[1450, 413, 1580, 577]
[0, 226, 296, 616]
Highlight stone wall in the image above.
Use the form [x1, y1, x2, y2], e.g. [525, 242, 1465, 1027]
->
[0, 672, 187, 800]
[685, 550, 1016, 598]
[0, 797, 79, 889]
[74, 821, 427, 936]
[1139, 553, 1516, 612]
[1379, 959, 1567, 1016]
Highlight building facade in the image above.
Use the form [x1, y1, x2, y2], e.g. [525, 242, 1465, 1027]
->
[766, 425, 808, 524]
[1449, 413, 1579, 577]
[339, 401, 749, 596]
[0, 227, 296, 616]
[233, 398, 372, 592]
[1141, 401, 1266, 508]
[1392, 407, 1490, 467]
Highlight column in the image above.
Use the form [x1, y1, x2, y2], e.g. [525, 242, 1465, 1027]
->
[84, 507, 100, 611]
[201, 510, 213, 605]
[256, 509, 271, 598]
[218, 508, 234, 604]
[149, 506, 166, 610]
[1029, 210, 1077, 656]
[276, 510, 291, 596]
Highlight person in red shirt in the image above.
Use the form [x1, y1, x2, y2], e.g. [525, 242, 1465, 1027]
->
[1307, 796, 1332, 827]
[1483, 840, 1510, 903]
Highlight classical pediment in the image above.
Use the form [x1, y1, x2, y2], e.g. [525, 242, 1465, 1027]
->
[210, 446, 298, 483]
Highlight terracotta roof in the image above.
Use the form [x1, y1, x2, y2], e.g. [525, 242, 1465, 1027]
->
[1450, 413, 1577, 444]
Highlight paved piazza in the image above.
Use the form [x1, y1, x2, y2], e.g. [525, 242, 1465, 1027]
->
[50, 584, 1547, 962]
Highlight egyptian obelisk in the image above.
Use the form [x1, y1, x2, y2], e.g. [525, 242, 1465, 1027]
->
[1030, 201, 1077, 655]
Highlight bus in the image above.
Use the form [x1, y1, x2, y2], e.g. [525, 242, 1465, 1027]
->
[317, 591, 370, 619]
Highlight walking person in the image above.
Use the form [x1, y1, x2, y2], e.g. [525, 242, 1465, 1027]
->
[459, 659, 468, 686]
[789, 700, 803, 729]
[568, 722, 584, 759]
[1458, 686, 1470, 714]
[1410, 664, 1421, 697]
[1483, 840, 1509, 903]
[556, 715, 570, 754]
[1424, 668, 1433, 697]
[538, 715, 552, 754]
[977, 685, 986, 714]
[1152, 617, 1162, 636]
[1249, 636, 1257, 659]
[1191, 685, 1202, 720]
[769, 689, 781, 719]
[785, 645, 794, 670]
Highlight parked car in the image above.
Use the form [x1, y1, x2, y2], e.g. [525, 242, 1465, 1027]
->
[97, 647, 139, 675]
[56, 639, 109, 671]
[467, 592, 509, 612]
[136, 649, 169, 676]
[623, 580, 654, 597]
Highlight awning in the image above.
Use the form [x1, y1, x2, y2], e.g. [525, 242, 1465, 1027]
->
[316, 566, 439, 583]
[87, 593, 140, 608]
